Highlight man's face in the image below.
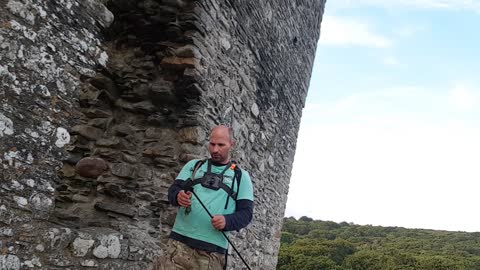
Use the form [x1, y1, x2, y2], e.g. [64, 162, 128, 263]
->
[208, 128, 234, 164]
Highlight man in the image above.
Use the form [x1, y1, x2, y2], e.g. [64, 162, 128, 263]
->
[155, 125, 254, 270]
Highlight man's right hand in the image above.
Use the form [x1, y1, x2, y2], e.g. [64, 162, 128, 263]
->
[177, 190, 192, 207]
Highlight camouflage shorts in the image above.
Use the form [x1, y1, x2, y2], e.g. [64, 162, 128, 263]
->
[153, 239, 225, 270]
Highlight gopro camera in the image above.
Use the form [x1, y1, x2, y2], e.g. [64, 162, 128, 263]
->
[201, 172, 223, 190]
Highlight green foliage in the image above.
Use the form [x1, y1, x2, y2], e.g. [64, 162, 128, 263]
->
[277, 217, 480, 270]
[344, 250, 396, 270]
[299, 216, 314, 222]
[281, 232, 298, 245]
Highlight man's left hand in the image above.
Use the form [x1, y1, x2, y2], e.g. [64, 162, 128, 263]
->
[211, 215, 226, 230]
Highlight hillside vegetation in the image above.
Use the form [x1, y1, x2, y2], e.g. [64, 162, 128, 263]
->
[278, 217, 480, 270]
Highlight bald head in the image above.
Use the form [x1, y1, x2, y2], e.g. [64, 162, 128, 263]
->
[211, 125, 234, 142]
[208, 125, 235, 164]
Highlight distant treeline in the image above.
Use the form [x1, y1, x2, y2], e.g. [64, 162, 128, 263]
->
[278, 217, 480, 270]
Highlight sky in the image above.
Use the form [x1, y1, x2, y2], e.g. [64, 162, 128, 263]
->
[285, 0, 480, 232]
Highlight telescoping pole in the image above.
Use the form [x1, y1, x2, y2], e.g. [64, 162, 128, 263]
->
[188, 189, 252, 270]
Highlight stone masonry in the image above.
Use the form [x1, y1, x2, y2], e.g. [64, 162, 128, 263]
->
[0, 0, 325, 269]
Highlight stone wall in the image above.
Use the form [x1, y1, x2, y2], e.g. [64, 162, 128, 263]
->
[0, 0, 325, 269]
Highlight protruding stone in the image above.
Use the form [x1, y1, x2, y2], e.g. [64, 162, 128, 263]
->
[110, 163, 135, 179]
[82, 108, 112, 118]
[81, 259, 98, 267]
[94, 201, 136, 218]
[251, 103, 260, 117]
[0, 112, 14, 137]
[0, 205, 13, 225]
[249, 133, 255, 143]
[13, 196, 28, 208]
[178, 126, 206, 144]
[138, 207, 153, 217]
[96, 137, 121, 147]
[179, 153, 202, 163]
[268, 155, 275, 168]
[113, 124, 135, 136]
[72, 194, 91, 203]
[160, 56, 197, 70]
[23, 254, 41, 268]
[175, 45, 200, 58]
[30, 193, 53, 216]
[53, 210, 80, 222]
[92, 234, 121, 259]
[80, 0, 114, 28]
[79, 86, 100, 102]
[0, 255, 20, 270]
[48, 256, 73, 267]
[132, 100, 156, 112]
[72, 238, 95, 257]
[61, 164, 76, 178]
[154, 158, 178, 167]
[144, 127, 177, 139]
[47, 227, 74, 251]
[75, 157, 108, 178]
[142, 145, 175, 157]
[104, 183, 123, 198]
[0, 227, 13, 236]
[137, 192, 154, 201]
[72, 125, 104, 140]
[35, 244, 45, 252]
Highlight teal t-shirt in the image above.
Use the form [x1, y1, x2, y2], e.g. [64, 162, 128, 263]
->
[172, 159, 254, 249]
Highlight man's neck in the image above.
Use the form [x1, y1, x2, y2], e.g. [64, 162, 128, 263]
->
[210, 159, 231, 166]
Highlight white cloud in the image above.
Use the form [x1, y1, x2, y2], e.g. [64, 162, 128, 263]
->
[287, 118, 480, 232]
[303, 84, 480, 124]
[302, 86, 436, 122]
[330, 0, 480, 12]
[320, 15, 392, 48]
[287, 86, 480, 232]
[396, 24, 427, 38]
[449, 82, 479, 111]
[326, 95, 361, 114]
[381, 55, 400, 66]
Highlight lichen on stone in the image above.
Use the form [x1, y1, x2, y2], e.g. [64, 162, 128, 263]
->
[0, 113, 14, 136]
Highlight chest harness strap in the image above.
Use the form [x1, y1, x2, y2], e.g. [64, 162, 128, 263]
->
[183, 159, 240, 209]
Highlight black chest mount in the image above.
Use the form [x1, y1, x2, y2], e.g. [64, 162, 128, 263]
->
[183, 159, 242, 209]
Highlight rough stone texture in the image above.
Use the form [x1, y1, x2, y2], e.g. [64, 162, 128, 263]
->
[0, 0, 325, 269]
